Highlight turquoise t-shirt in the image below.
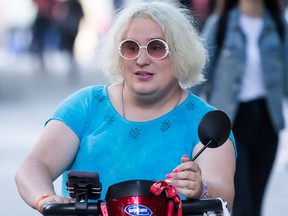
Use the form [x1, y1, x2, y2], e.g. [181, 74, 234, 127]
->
[47, 85, 236, 199]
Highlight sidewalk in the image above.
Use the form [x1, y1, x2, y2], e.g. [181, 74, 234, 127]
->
[0, 54, 287, 216]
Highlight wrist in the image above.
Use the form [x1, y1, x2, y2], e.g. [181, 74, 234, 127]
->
[35, 193, 54, 212]
[199, 179, 208, 199]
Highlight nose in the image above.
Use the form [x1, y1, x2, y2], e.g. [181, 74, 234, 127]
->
[136, 47, 150, 65]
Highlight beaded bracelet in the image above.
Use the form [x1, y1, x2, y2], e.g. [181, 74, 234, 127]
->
[35, 194, 54, 212]
[199, 179, 208, 199]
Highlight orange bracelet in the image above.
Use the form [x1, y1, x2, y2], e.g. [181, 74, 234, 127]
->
[35, 194, 54, 212]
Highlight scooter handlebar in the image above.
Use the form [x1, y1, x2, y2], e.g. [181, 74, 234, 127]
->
[42, 198, 224, 215]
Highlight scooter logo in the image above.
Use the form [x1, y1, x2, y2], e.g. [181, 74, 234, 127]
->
[124, 204, 152, 216]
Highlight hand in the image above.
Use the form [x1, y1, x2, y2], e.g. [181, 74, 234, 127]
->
[165, 155, 203, 199]
[37, 195, 74, 213]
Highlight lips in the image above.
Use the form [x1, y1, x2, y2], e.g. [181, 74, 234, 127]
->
[135, 71, 153, 80]
[135, 71, 153, 76]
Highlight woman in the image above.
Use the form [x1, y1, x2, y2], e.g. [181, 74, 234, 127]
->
[15, 1, 236, 214]
[194, 0, 288, 215]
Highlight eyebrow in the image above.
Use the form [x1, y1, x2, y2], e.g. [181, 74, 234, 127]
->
[122, 38, 167, 43]
[147, 37, 166, 41]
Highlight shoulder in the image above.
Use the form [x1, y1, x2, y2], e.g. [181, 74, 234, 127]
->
[54, 85, 109, 111]
[69, 85, 108, 100]
[75, 85, 107, 95]
[185, 92, 215, 120]
[187, 92, 214, 109]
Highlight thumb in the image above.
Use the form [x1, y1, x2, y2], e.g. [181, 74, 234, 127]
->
[181, 154, 190, 163]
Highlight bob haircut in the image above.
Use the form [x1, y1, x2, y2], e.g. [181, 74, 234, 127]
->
[96, 0, 208, 88]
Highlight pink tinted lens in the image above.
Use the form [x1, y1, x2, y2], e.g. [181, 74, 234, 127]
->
[147, 40, 167, 59]
[120, 40, 139, 59]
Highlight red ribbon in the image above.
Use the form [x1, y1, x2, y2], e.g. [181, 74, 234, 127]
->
[150, 181, 182, 216]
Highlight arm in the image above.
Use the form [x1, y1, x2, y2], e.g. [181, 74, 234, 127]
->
[194, 139, 235, 210]
[15, 120, 80, 212]
[167, 139, 236, 211]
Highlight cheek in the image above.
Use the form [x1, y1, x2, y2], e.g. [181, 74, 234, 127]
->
[161, 61, 174, 77]
[120, 61, 134, 77]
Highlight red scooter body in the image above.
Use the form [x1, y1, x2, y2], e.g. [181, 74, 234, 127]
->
[103, 180, 175, 216]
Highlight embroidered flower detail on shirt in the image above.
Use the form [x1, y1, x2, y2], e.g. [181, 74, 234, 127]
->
[94, 94, 106, 103]
[186, 102, 197, 111]
[129, 128, 141, 139]
[160, 120, 171, 132]
[104, 115, 114, 125]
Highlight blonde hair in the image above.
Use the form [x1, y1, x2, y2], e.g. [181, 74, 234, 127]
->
[96, 1, 208, 88]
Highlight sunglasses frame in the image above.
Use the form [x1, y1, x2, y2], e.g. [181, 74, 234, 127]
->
[118, 38, 169, 60]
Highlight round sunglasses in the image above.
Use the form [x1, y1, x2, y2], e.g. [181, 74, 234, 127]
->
[118, 38, 169, 60]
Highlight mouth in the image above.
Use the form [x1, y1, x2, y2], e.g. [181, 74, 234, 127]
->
[135, 71, 153, 76]
[135, 71, 154, 80]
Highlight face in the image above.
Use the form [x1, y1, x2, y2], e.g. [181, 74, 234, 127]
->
[120, 17, 177, 97]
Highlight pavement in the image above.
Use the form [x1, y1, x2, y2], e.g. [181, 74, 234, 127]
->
[0, 53, 288, 216]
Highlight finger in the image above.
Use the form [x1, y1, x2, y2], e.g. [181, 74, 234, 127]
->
[178, 161, 200, 172]
[166, 166, 201, 186]
[172, 169, 197, 180]
[169, 155, 191, 174]
[38, 196, 56, 213]
[173, 178, 203, 199]
[172, 172, 198, 186]
[176, 186, 198, 198]
[62, 197, 75, 203]
[181, 154, 190, 163]
[54, 195, 74, 203]
[38, 195, 73, 213]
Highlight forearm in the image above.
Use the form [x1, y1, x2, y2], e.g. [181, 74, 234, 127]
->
[205, 178, 234, 211]
[15, 159, 56, 209]
[194, 140, 236, 211]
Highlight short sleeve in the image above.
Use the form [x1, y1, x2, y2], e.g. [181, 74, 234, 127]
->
[45, 86, 101, 139]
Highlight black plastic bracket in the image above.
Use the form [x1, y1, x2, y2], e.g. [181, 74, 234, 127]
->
[75, 192, 88, 216]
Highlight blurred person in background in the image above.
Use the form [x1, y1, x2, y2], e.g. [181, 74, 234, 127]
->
[113, 0, 125, 11]
[52, 0, 83, 78]
[29, 0, 54, 69]
[179, 0, 217, 31]
[30, 0, 83, 75]
[53, 0, 83, 57]
[191, 0, 288, 215]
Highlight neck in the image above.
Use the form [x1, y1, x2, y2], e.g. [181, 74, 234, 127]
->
[240, 0, 264, 17]
[121, 82, 183, 120]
